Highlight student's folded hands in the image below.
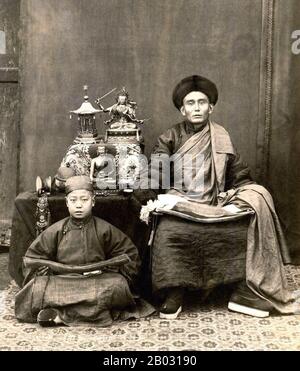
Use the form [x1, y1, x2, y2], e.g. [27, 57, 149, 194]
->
[36, 265, 53, 276]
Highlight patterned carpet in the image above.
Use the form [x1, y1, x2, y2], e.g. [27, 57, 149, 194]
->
[0, 254, 11, 290]
[0, 264, 300, 351]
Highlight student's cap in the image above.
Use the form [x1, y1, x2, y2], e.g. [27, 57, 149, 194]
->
[172, 75, 218, 110]
[65, 176, 93, 195]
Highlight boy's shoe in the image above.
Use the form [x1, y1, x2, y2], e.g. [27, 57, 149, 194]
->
[37, 308, 62, 327]
[159, 287, 184, 319]
[228, 283, 274, 318]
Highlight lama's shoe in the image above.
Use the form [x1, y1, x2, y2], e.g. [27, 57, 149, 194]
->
[159, 287, 184, 319]
[37, 308, 62, 327]
[228, 284, 274, 318]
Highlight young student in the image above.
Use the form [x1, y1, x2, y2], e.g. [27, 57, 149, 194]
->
[15, 175, 154, 327]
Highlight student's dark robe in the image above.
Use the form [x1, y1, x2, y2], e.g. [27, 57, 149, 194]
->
[15, 215, 154, 327]
[151, 120, 300, 314]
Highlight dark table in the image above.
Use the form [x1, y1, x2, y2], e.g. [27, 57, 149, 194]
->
[9, 190, 155, 287]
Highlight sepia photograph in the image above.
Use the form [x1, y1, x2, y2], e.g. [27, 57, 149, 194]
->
[0, 0, 300, 355]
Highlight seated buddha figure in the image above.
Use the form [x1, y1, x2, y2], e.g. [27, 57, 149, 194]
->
[90, 145, 116, 189]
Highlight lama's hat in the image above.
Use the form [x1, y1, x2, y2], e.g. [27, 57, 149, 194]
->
[172, 75, 218, 110]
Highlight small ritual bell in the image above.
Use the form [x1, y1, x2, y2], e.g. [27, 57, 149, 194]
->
[70, 85, 102, 144]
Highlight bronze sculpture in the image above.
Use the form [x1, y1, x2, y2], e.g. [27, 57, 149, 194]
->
[96, 87, 144, 129]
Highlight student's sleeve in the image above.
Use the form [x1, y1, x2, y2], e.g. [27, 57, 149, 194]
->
[103, 224, 140, 286]
[22, 227, 58, 285]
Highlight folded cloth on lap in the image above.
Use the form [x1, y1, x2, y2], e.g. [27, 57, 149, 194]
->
[156, 201, 254, 223]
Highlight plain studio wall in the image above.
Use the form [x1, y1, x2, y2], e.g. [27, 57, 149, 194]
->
[19, 0, 262, 187]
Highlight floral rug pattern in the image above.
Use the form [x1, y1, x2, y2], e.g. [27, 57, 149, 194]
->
[0, 265, 300, 351]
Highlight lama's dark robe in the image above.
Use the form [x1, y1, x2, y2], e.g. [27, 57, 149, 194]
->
[151, 120, 300, 314]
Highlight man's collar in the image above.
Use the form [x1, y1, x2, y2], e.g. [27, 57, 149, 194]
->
[184, 119, 209, 134]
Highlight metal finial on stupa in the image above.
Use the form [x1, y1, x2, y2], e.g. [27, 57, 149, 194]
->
[83, 84, 88, 96]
